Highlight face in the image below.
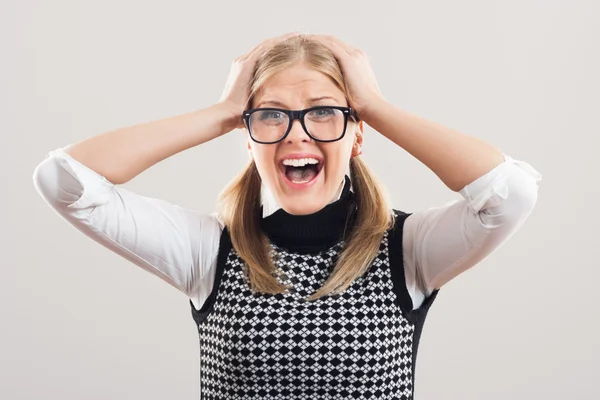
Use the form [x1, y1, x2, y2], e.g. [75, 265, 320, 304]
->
[246, 63, 363, 216]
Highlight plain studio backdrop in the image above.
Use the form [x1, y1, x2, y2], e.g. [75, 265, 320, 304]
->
[2, 0, 598, 399]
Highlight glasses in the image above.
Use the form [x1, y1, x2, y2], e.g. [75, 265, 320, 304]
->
[242, 106, 358, 144]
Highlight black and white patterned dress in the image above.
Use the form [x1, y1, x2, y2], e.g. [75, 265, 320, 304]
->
[190, 207, 439, 400]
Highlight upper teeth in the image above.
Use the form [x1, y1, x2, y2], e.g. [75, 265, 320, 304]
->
[282, 158, 320, 167]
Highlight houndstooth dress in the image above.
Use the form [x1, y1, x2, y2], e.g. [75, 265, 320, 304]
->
[190, 210, 439, 400]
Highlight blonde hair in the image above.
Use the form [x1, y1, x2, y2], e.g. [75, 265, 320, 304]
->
[217, 35, 395, 301]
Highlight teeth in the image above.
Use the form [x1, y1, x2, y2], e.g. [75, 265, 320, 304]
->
[282, 157, 320, 167]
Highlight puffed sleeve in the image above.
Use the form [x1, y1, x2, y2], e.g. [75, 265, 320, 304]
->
[402, 153, 542, 310]
[32, 147, 222, 309]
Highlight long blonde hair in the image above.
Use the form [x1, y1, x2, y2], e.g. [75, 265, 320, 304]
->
[217, 35, 395, 301]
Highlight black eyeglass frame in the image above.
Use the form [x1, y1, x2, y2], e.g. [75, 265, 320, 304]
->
[242, 105, 359, 144]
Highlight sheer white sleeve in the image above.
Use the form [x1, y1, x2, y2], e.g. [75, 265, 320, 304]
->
[402, 154, 542, 310]
[32, 147, 223, 309]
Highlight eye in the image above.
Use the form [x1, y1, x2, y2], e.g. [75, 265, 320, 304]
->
[306, 107, 338, 121]
[310, 107, 335, 117]
[306, 107, 339, 122]
[258, 110, 285, 121]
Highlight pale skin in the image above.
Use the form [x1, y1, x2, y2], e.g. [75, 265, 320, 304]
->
[64, 32, 504, 214]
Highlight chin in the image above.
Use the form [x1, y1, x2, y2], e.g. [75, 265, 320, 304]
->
[274, 174, 331, 216]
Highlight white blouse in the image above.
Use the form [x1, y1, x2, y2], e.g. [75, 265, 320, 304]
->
[32, 147, 542, 311]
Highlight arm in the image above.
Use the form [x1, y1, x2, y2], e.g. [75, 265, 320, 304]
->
[32, 138, 225, 309]
[403, 154, 542, 309]
[364, 99, 506, 192]
[32, 102, 237, 303]
[364, 100, 541, 307]
[62, 103, 238, 185]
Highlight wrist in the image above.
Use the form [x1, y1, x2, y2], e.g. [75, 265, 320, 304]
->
[358, 96, 387, 125]
[214, 101, 244, 133]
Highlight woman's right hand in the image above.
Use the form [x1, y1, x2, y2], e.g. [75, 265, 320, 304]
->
[218, 32, 300, 131]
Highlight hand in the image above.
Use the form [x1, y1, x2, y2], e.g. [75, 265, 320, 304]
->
[218, 32, 300, 130]
[307, 34, 385, 123]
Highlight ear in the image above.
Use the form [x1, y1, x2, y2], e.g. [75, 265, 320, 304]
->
[247, 139, 254, 160]
[351, 121, 364, 157]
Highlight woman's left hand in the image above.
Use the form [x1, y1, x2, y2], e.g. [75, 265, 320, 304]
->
[307, 34, 385, 123]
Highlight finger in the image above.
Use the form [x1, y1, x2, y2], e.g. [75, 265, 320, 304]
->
[308, 34, 354, 56]
[322, 35, 360, 55]
[309, 35, 351, 64]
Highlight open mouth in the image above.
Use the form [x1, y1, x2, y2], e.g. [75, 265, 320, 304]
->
[279, 157, 324, 186]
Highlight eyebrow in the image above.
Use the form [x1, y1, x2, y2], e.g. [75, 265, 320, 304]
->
[255, 96, 340, 108]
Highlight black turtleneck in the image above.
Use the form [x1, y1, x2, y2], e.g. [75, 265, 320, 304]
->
[259, 175, 358, 254]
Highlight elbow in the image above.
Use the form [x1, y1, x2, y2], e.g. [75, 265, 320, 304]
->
[502, 157, 542, 220]
[513, 179, 540, 224]
[32, 155, 84, 211]
[478, 175, 540, 230]
[32, 157, 59, 206]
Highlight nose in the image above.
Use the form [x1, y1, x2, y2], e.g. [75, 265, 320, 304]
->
[285, 118, 312, 143]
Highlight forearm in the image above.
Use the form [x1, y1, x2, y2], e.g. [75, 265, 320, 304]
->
[364, 99, 505, 192]
[65, 102, 238, 184]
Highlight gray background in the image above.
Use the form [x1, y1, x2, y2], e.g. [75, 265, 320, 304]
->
[3, 0, 598, 398]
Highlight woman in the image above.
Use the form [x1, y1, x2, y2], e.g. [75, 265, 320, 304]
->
[33, 32, 541, 399]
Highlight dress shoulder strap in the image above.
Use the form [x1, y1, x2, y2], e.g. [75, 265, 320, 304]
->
[190, 226, 233, 326]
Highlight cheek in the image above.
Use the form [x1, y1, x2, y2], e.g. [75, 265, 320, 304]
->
[337, 136, 355, 159]
[323, 141, 353, 174]
[249, 145, 278, 179]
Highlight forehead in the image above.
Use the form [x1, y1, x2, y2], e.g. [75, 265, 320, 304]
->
[253, 64, 346, 108]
